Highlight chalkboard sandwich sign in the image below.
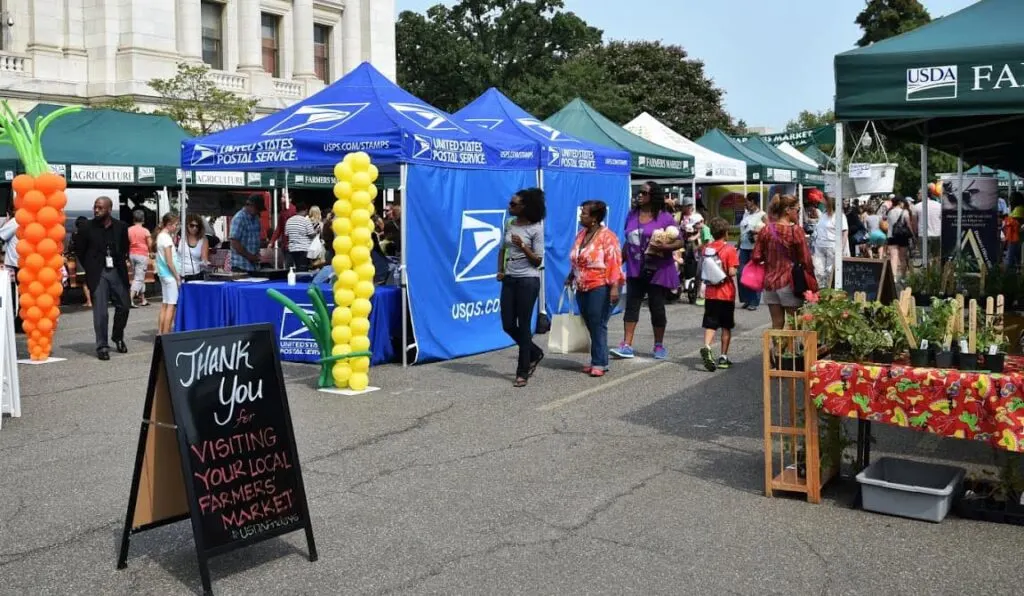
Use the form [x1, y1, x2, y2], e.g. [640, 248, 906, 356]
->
[117, 323, 317, 596]
[841, 257, 895, 305]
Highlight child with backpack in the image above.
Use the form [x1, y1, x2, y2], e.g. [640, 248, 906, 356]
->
[699, 218, 740, 371]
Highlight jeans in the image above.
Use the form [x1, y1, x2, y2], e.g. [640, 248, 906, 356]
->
[738, 249, 760, 307]
[577, 285, 612, 370]
[500, 276, 543, 378]
[312, 265, 335, 284]
[1005, 243, 1021, 270]
[92, 268, 130, 351]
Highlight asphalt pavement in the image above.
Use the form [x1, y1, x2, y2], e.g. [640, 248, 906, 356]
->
[0, 297, 1020, 595]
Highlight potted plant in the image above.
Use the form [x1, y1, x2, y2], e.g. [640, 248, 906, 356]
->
[956, 336, 978, 371]
[927, 297, 957, 368]
[978, 316, 1010, 373]
[793, 290, 875, 361]
[956, 450, 1024, 526]
[906, 260, 944, 306]
[861, 302, 909, 362]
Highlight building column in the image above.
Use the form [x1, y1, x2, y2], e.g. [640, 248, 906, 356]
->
[237, 0, 262, 72]
[292, 0, 315, 79]
[176, 0, 202, 61]
[342, 0, 362, 73]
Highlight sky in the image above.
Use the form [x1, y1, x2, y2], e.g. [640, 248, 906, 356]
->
[395, 0, 978, 131]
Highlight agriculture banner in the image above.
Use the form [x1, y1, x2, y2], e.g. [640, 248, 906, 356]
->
[939, 175, 999, 269]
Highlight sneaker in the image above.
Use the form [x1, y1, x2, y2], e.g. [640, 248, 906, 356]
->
[653, 344, 668, 360]
[700, 345, 716, 371]
[610, 343, 635, 359]
[717, 355, 733, 369]
[696, 298, 706, 306]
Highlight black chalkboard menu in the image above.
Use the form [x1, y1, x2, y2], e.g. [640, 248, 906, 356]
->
[117, 324, 316, 596]
[842, 257, 895, 304]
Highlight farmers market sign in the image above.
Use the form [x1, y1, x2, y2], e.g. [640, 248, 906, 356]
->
[70, 165, 135, 184]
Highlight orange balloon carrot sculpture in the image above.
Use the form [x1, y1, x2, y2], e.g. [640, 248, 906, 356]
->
[0, 101, 81, 360]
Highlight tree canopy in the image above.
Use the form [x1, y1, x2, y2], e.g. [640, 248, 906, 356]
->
[854, 0, 931, 47]
[785, 109, 833, 132]
[396, 0, 737, 134]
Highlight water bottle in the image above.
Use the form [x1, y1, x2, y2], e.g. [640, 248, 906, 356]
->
[287, 266, 296, 286]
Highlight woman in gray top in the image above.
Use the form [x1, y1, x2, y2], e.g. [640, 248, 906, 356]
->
[497, 188, 546, 388]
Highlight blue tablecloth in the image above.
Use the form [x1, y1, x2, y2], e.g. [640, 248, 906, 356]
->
[175, 281, 400, 366]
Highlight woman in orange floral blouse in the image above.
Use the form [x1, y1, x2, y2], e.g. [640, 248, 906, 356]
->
[567, 200, 623, 377]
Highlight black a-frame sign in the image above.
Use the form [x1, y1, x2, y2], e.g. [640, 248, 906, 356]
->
[117, 324, 317, 595]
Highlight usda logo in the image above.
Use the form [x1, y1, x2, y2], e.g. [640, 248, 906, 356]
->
[906, 65, 958, 101]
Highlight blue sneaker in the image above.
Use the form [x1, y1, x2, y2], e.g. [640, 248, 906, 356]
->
[653, 343, 668, 360]
[610, 343, 635, 359]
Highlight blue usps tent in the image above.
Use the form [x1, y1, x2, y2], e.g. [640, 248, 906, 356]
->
[456, 88, 631, 316]
[181, 63, 540, 365]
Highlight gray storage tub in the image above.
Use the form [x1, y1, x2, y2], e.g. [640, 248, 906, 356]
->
[856, 457, 965, 523]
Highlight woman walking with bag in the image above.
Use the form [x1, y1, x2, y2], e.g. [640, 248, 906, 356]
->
[752, 194, 816, 329]
[612, 181, 682, 360]
[886, 196, 915, 282]
[566, 200, 622, 377]
[497, 188, 546, 388]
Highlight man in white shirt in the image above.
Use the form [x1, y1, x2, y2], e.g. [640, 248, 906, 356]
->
[913, 191, 942, 261]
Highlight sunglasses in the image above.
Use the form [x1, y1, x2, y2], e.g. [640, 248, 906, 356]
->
[509, 201, 522, 208]
[636, 190, 649, 197]
[188, 223, 200, 228]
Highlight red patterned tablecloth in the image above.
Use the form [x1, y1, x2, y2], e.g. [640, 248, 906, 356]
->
[810, 360, 1024, 452]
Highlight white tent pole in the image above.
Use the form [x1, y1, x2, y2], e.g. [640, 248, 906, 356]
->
[272, 188, 279, 269]
[400, 163, 409, 368]
[921, 140, 929, 264]
[179, 176, 187, 266]
[537, 168, 546, 316]
[957, 152, 964, 260]
[759, 182, 764, 211]
[798, 183, 804, 226]
[834, 123, 844, 289]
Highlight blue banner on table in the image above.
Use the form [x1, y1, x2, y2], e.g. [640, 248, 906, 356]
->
[181, 62, 537, 172]
[405, 164, 535, 362]
[542, 170, 630, 315]
[939, 176, 999, 268]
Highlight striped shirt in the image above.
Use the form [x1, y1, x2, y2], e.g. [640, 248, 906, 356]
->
[285, 214, 316, 253]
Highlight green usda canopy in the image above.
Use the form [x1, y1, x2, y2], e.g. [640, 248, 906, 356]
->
[834, 0, 1024, 173]
[546, 98, 694, 179]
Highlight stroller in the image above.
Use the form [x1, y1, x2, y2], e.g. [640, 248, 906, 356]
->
[679, 242, 700, 304]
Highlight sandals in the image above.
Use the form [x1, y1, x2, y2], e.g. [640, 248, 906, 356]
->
[513, 377, 528, 388]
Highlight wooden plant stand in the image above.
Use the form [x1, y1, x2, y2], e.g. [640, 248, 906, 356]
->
[762, 329, 834, 503]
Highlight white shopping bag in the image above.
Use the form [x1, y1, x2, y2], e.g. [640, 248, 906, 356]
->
[548, 288, 590, 354]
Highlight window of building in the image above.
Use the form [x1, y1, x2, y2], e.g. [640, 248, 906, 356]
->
[261, 13, 280, 77]
[200, 1, 224, 70]
[313, 25, 331, 83]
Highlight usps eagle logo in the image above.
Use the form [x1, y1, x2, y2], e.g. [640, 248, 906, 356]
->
[262, 103, 370, 136]
[190, 144, 218, 166]
[390, 102, 466, 132]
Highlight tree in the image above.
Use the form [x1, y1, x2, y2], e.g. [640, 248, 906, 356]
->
[585, 41, 732, 138]
[148, 62, 259, 135]
[855, 0, 931, 47]
[396, 0, 602, 113]
[510, 52, 631, 124]
[785, 109, 833, 132]
[734, 119, 749, 135]
[94, 96, 140, 113]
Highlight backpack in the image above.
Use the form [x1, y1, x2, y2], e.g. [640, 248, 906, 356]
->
[701, 245, 728, 285]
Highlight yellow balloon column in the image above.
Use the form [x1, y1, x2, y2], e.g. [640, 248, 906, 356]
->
[330, 152, 378, 391]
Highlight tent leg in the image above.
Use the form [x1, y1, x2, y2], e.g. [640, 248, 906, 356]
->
[957, 153, 963, 262]
[400, 163, 409, 368]
[537, 169, 546, 316]
[834, 123, 844, 289]
[759, 182, 764, 211]
[272, 188, 279, 269]
[921, 140, 929, 264]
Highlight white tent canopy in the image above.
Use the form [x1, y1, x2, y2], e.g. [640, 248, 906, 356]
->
[624, 112, 747, 183]
[776, 141, 821, 169]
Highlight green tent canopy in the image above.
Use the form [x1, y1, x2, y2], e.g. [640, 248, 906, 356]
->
[964, 165, 1023, 189]
[696, 129, 792, 184]
[0, 104, 189, 186]
[802, 145, 833, 168]
[545, 98, 694, 178]
[740, 136, 823, 186]
[834, 0, 1024, 173]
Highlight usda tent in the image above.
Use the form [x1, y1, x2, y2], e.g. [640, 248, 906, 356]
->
[183, 62, 540, 364]
[545, 98, 694, 179]
[455, 88, 631, 316]
[834, 0, 1024, 173]
[623, 112, 746, 183]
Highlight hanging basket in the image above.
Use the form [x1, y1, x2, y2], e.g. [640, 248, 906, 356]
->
[824, 171, 857, 198]
[848, 163, 898, 195]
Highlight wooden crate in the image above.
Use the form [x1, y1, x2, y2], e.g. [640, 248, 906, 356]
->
[762, 329, 835, 503]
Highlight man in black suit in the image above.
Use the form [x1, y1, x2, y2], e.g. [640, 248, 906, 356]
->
[74, 196, 131, 360]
